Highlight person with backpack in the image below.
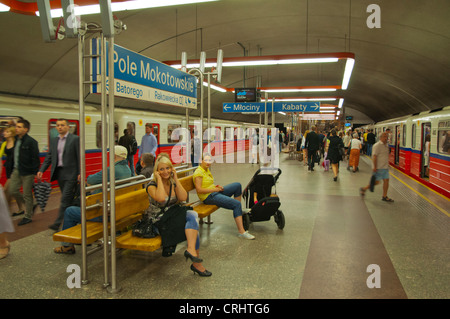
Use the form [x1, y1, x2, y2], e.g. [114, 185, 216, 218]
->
[119, 128, 138, 176]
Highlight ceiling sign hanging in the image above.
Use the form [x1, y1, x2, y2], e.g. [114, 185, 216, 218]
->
[90, 38, 197, 109]
[222, 101, 321, 113]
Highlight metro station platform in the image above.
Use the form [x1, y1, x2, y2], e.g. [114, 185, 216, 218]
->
[1, 151, 449, 300]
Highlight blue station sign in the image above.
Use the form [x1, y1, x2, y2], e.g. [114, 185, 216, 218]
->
[90, 38, 197, 109]
[223, 101, 321, 113]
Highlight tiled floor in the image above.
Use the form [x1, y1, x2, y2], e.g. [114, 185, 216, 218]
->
[1, 152, 449, 299]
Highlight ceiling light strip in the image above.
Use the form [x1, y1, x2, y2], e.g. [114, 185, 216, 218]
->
[32, 0, 218, 17]
[259, 86, 340, 93]
[261, 97, 339, 102]
[164, 52, 355, 69]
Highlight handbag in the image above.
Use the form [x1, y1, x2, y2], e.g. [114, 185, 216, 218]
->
[369, 173, 376, 192]
[132, 180, 173, 238]
[155, 204, 190, 250]
[314, 151, 321, 163]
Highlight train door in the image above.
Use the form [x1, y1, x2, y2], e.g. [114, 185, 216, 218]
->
[394, 125, 400, 165]
[147, 122, 160, 144]
[420, 122, 431, 178]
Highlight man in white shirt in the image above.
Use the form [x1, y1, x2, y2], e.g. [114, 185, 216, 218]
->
[359, 132, 394, 202]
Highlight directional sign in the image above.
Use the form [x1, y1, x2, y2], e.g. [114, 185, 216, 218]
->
[223, 101, 321, 113]
[90, 38, 197, 109]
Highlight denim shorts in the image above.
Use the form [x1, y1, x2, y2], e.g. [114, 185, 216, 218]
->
[374, 168, 389, 181]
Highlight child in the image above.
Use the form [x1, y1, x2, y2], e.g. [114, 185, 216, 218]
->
[139, 153, 155, 178]
[323, 152, 330, 171]
[323, 137, 330, 171]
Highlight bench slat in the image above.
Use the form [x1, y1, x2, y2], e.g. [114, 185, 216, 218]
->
[116, 231, 162, 252]
[52, 213, 142, 244]
[193, 203, 219, 219]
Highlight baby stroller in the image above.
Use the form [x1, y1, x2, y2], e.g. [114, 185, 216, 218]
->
[242, 168, 285, 230]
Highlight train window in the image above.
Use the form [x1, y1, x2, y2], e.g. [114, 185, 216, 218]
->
[168, 124, 181, 143]
[49, 119, 79, 141]
[96, 121, 119, 148]
[411, 124, 416, 149]
[125, 122, 136, 137]
[437, 121, 450, 154]
[386, 126, 393, 144]
[402, 125, 407, 147]
[215, 126, 222, 141]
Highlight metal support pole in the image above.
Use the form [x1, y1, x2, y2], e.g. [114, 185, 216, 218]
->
[100, 34, 110, 289]
[272, 98, 275, 128]
[188, 69, 204, 159]
[185, 109, 190, 164]
[264, 92, 268, 127]
[78, 33, 89, 285]
[181, 52, 190, 165]
[107, 36, 119, 293]
[207, 72, 211, 154]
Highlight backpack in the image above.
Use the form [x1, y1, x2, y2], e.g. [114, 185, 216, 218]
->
[130, 137, 138, 155]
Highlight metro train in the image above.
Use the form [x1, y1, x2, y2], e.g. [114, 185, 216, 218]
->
[0, 95, 256, 186]
[364, 106, 450, 198]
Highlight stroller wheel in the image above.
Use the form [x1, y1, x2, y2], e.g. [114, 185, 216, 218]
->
[243, 213, 251, 231]
[274, 210, 285, 230]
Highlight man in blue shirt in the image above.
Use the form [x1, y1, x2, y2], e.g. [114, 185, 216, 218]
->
[136, 123, 157, 174]
[53, 145, 131, 254]
[138, 123, 157, 158]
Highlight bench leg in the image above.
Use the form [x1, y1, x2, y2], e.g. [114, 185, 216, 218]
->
[199, 216, 213, 225]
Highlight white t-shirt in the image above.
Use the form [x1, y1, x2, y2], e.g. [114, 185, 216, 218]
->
[372, 141, 390, 169]
[350, 138, 362, 150]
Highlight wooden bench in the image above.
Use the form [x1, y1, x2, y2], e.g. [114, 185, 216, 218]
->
[115, 175, 219, 252]
[179, 175, 219, 224]
[52, 181, 148, 245]
[53, 173, 220, 253]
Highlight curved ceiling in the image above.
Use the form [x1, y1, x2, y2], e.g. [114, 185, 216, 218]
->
[0, 0, 449, 125]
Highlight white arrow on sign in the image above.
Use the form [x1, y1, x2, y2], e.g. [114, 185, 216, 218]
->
[223, 105, 231, 111]
[312, 103, 320, 111]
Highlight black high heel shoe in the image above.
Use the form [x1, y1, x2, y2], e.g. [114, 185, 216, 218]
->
[184, 250, 203, 263]
[190, 264, 212, 277]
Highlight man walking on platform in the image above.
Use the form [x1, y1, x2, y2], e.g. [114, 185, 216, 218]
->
[9, 119, 40, 226]
[305, 126, 320, 171]
[360, 132, 394, 202]
[37, 119, 80, 231]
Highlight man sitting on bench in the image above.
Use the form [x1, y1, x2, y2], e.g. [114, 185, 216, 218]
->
[53, 146, 131, 254]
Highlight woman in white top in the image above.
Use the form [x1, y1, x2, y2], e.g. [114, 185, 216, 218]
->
[348, 133, 362, 172]
[343, 131, 351, 160]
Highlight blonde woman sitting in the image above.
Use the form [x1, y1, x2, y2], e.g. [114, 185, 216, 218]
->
[146, 153, 211, 277]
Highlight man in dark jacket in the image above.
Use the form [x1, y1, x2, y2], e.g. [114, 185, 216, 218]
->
[118, 128, 137, 175]
[305, 126, 320, 171]
[366, 129, 376, 156]
[37, 119, 80, 230]
[9, 119, 40, 226]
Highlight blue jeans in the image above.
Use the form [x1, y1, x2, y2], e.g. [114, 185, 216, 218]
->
[61, 206, 102, 246]
[367, 143, 373, 156]
[185, 210, 200, 250]
[203, 182, 243, 218]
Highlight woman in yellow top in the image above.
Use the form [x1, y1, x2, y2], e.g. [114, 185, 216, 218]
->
[193, 153, 255, 240]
